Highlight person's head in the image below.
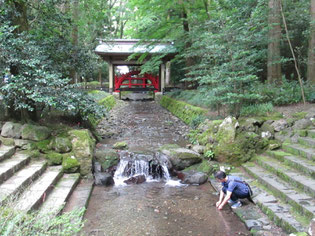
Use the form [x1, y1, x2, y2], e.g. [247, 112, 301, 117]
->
[214, 171, 227, 182]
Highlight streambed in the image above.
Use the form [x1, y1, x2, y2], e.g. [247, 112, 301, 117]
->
[82, 93, 250, 235]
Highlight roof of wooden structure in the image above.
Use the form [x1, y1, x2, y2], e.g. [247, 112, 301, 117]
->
[95, 39, 176, 64]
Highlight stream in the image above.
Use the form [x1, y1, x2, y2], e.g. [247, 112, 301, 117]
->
[82, 93, 250, 236]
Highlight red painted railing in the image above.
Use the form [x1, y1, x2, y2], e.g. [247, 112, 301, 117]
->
[114, 71, 159, 92]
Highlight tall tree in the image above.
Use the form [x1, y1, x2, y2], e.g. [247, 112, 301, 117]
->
[307, 0, 315, 85]
[267, 0, 282, 84]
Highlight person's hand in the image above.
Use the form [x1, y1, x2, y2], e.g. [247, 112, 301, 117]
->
[216, 201, 221, 208]
[218, 204, 223, 210]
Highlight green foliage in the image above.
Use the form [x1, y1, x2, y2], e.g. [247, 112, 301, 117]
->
[240, 102, 274, 117]
[204, 150, 215, 160]
[0, 206, 85, 236]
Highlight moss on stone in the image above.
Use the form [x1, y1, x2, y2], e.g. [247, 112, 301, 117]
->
[62, 154, 80, 173]
[95, 149, 120, 171]
[46, 151, 63, 165]
[68, 129, 95, 176]
[98, 95, 116, 110]
[113, 141, 128, 150]
[183, 160, 214, 175]
[50, 134, 72, 153]
[35, 139, 52, 153]
[0, 136, 15, 146]
[159, 96, 207, 125]
[21, 124, 51, 141]
[292, 112, 308, 120]
[298, 130, 308, 137]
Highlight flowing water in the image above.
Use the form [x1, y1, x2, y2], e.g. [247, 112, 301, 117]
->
[82, 93, 250, 236]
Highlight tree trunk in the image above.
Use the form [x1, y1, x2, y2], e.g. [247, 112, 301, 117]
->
[307, 0, 315, 85]
[267, 0, 282, 84]
[12, 0, 29, 33]
[71, 0, 79, 84]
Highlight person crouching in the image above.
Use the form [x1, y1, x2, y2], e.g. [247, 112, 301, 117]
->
[214, 170, 251, 210]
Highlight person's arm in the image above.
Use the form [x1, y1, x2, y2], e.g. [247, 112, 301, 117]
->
[216, 190, 225, 207]
[218, 191, 232, 210]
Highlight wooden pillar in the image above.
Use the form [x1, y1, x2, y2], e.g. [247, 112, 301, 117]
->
[160, 63, 166, 92]
[165, 61, 171, 86]
[109, 63, 114, 93]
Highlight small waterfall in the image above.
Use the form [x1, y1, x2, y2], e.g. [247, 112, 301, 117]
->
[113, 151, 172, 186]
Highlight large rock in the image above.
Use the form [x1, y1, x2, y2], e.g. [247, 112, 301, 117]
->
[181, 171, 208, 185]
[271, 119, 288, 132]
[1, 122, 22, 138]
[50, 135, 72, 153]
[292, 119, 312, 130]
[124, 175, 146, 184]
[21, 124, 51, 141]
[46, 151, 63, 165]
[68, 129, 95, 176]
[94, 148, 119, 171]
[94, 172, 114, 186]
[62, 155, 80, 173]
[217, 116, 239, 144]
[161, 147, 202, 171]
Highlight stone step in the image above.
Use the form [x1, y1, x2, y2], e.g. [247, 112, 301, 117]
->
[0, 152, 31, 184]
[283, 143, 315, 161]
[13, 166, 63, 212]
[266, 150, 315, 179]
[243, 161, 315, 221]
[298, 137, 315, 148]
[39, 173, 80, 216]
[63, 179, 94, 214]
[235, 168, 307, 233]
[255, 155, 315, 198]
[308, 130, 315, 139]
[0, 160, 47, 205]
[0, 145, 16, 162]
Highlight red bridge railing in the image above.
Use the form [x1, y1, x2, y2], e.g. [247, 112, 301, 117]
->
[114, 71, 159, 92]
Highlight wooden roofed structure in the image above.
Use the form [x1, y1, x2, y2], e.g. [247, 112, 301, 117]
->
[94, 39, 176, 93]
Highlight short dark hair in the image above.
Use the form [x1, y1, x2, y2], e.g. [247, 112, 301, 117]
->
[214, 171, 226, 180]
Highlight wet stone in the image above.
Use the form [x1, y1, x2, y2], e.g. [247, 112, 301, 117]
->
[245, 219, 262, 231]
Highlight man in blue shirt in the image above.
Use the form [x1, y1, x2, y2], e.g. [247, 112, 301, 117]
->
[214, 170, 250, 210]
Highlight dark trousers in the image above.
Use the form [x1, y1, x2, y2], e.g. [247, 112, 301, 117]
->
[222, 186, 249, 201]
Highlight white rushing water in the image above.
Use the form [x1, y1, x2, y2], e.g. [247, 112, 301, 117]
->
[113, 155, 186, 187]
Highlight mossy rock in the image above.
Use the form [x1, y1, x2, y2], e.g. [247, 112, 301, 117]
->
[35, 139, 52, 153]
[268, 140, 282, 150]
[21, 124, 51, 141]
[216, 116, 239, 144]
[292, 112, 308, 120]
[62, 154, 80, 173]
[159, 144, 180, 151]
[161, 147, 202, 170]
[298, 130, 308, 137]
[214, 132, 267, 165]
[68, 129, 95, 176]
[183, 160, 214, 175]
[113, 141, 128, 150]
[50, 135, 72, 153]
[46, 151, 63, 165]
[1, 122, 22, 138]
[0, 136, 15, 146]
[94, 149, 119, 171]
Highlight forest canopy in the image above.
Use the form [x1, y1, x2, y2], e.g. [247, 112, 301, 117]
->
[0, 0, 314, 119]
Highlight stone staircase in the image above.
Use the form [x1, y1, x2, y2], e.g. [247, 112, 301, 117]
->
[0, 143, 93, 218]
[242, 129, 315, 234]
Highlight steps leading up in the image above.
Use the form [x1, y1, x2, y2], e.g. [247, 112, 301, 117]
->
[0, 152, 31, 184]
[0, 160, 47, 205]
[266, 150, 315, 178]
[39, 173, 80, 216]
[243, 162, 315, 221]
[0, 145, 16, 162]
[242, 128, 315, 234]
[13, 166, 63, 212]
